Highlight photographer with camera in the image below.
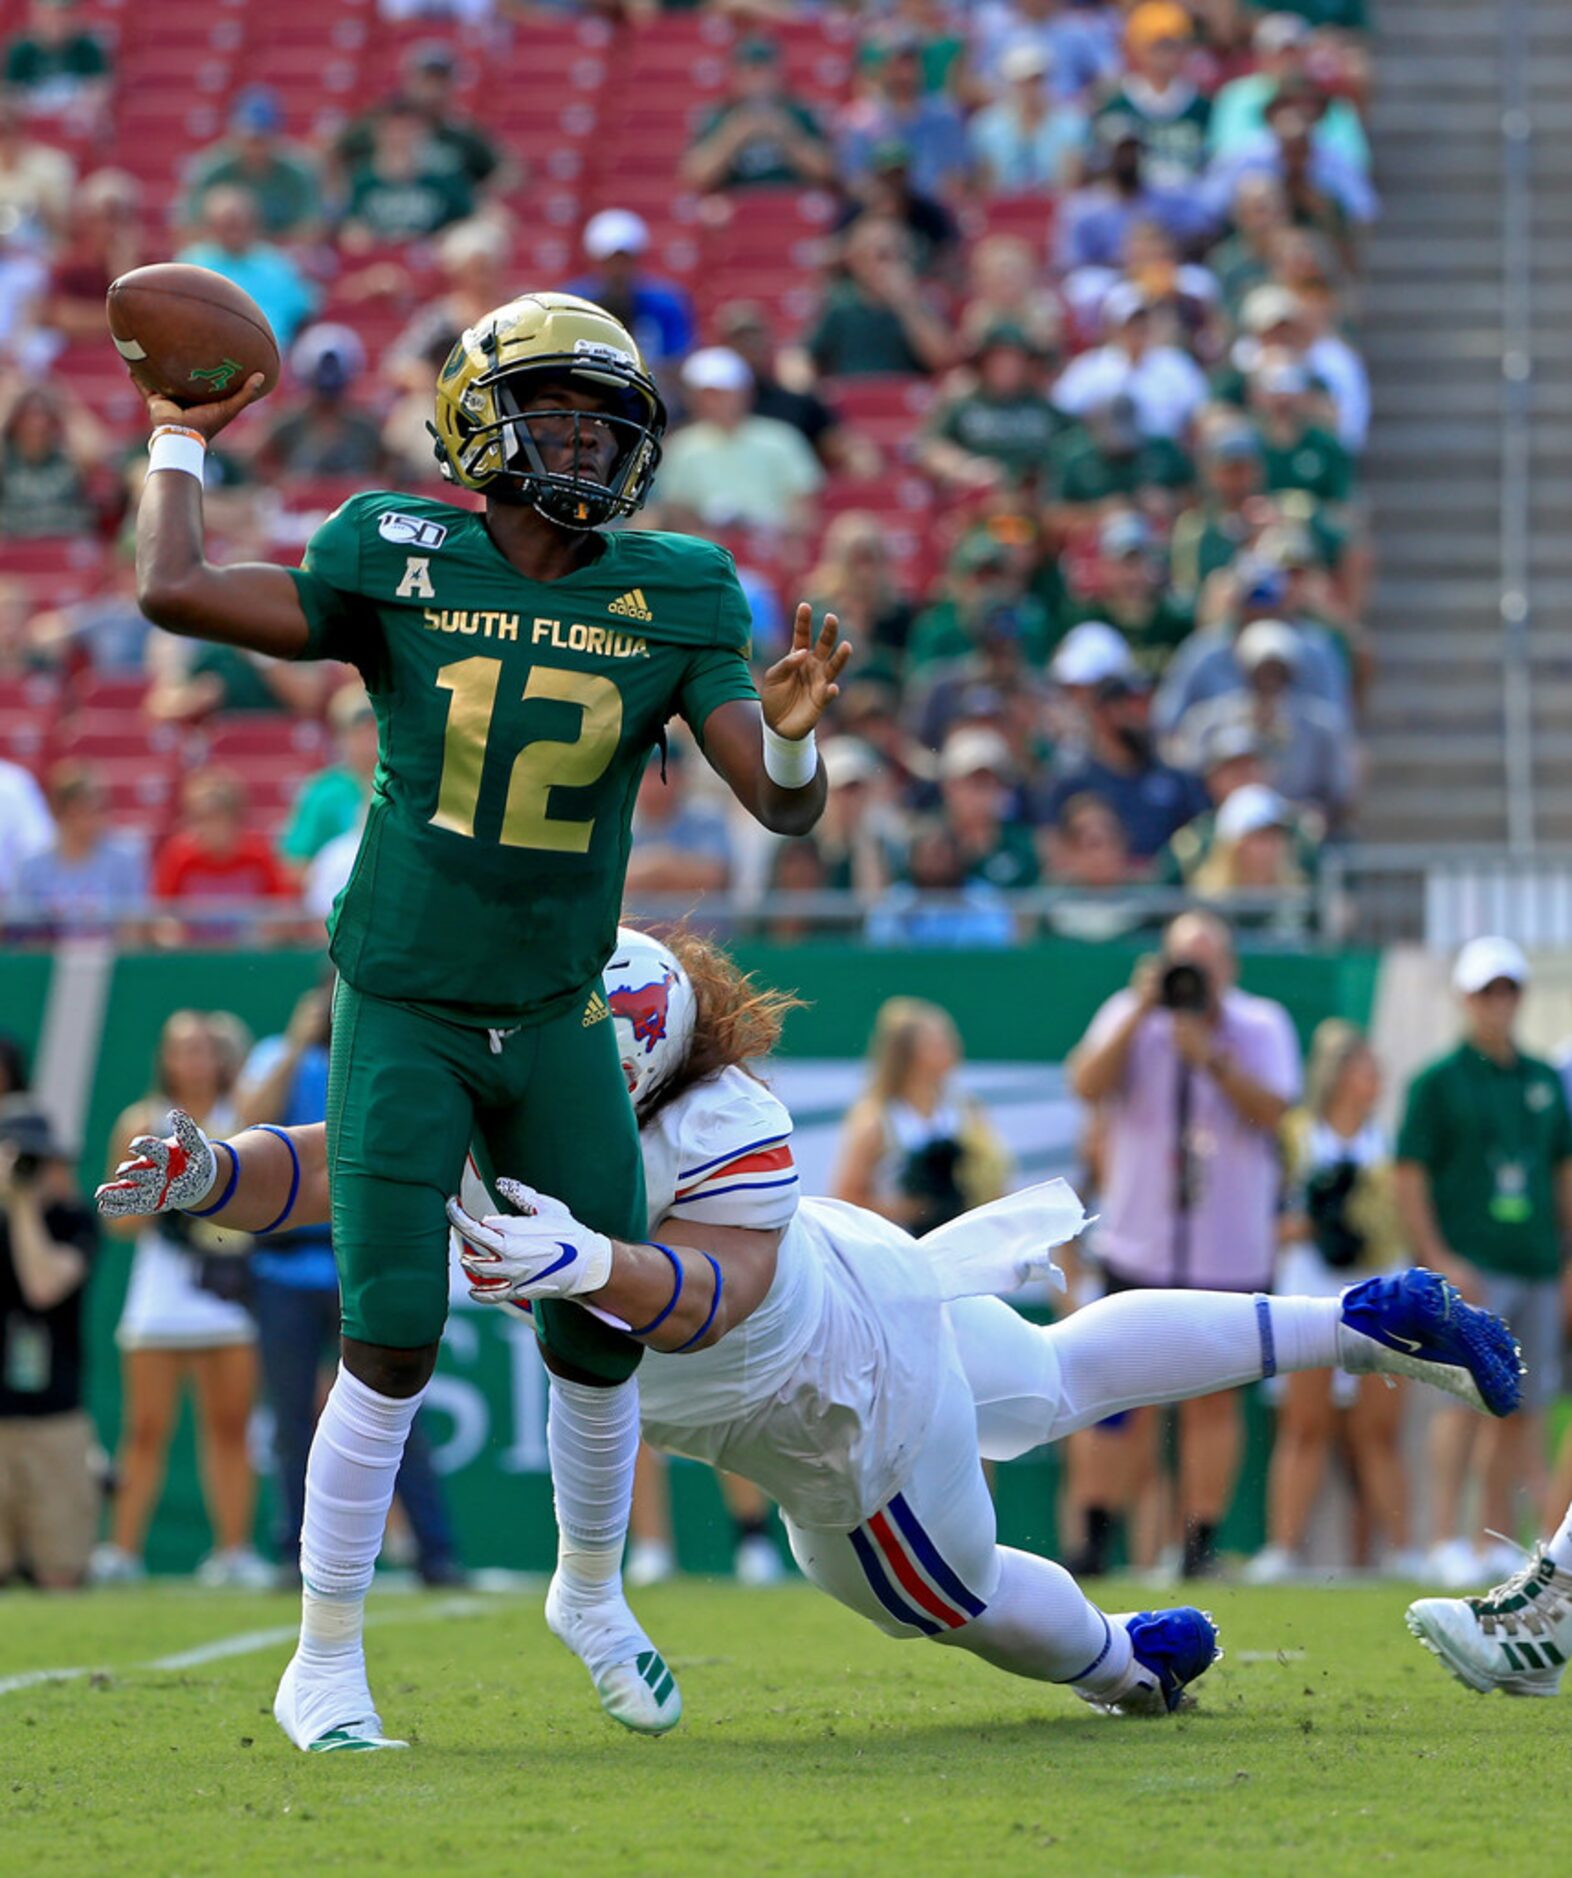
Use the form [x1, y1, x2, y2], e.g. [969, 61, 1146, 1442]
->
[1068, 910, 1302, 1576]
[236, 983, 462, 1588]
[1248, 1021, 1414, 1582]
[0, 1097, 99, 1589]
[833, 997, 1012, 1236]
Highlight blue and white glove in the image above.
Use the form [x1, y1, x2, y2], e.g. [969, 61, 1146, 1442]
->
[446, 1178, 614, 1307]
[96, 1107, 219, 1219]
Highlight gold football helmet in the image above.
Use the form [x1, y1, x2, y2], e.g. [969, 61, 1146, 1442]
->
[429, 291, 667, 529]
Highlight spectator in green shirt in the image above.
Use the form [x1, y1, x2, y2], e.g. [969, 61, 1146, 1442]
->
[1394, 937, 1572, 1589]
[1247, 353, 1353, 506]
[936, 726, 1040, 890]
[1093, 1, 1211, 190]
[1057, 511, 1195, 680]
[339, 101, 473, 249]
[334, 41, 506, 202]
[803, 216, 955, 378]
[2, 0, 109, 124]
[1210, 12, 1370, 172]
[279, 683, 379, 871]
[906, 534, 1054, 674]
[181, 88, 322, 242]
[1205, 172, 1290, 320]
[916, 322, 1066, 492]
[1047, 393, 1195, 528]
[680, 38, 837, 193]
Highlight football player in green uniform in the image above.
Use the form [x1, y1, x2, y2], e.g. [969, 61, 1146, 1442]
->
[129, 291, 849, 1751]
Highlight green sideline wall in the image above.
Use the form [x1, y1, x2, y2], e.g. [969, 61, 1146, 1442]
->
[2, 940, 1380, 1574]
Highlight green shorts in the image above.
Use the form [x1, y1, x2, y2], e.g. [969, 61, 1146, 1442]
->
[325, 977, 646, 1379]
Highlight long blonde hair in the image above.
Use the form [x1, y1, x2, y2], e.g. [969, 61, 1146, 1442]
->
[864, 997, 960, 1106]
[1303, 1018, 1369, 1119]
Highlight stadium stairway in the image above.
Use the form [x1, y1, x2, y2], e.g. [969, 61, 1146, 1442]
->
[1361, 0, 1572, 845]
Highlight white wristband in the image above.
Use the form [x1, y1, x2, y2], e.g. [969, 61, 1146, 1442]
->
[147, 426, 207, 480]
[762, 723, 818, 789]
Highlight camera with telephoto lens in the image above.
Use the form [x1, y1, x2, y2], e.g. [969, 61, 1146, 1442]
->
[0, 1098, 64, 1187]
[1159, 961, 1210, 1013]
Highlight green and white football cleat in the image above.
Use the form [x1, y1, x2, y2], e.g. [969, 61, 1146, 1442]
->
[274, 1649, 409, 1751]
[1406, 1545, 1572, 1696]
[544, 1574, 682, 1735]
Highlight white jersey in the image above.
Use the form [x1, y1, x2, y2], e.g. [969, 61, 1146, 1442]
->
[638, 1066, 950, 1530]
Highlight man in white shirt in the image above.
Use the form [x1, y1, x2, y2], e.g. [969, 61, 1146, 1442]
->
[0, 756, 54, 901]
[1053, 284, 1209, 440]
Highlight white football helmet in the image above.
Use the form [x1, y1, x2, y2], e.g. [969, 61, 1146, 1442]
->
[604, 926, 696, 1114]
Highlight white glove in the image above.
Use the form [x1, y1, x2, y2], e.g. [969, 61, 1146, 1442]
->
[917, 1178, 1090, 1301]
[96, 1108, 219, 1219]
[446, 1177, 614, 1307]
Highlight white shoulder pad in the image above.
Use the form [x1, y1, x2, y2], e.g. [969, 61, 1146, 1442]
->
[658, 1064, 798, 1232]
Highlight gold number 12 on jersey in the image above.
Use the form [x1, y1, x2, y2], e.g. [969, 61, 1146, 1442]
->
[431, 656, 623, 852]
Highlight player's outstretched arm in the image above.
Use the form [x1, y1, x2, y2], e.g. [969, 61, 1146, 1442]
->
[133, 375, 314, 658]
[449, 1180, 780, 1353]
[702, 603, 851, 837]
[97, 1109, 331, 1235]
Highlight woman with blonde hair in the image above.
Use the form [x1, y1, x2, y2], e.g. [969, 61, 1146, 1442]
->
[804, 511, 916, 677]
[1247, 1017, 1416, 1581]
[93, 1009, 267, 1587]
[832, 997, 1011, 1233]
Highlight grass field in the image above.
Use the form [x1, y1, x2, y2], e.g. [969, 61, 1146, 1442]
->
[3, 1577, 1569, 1876]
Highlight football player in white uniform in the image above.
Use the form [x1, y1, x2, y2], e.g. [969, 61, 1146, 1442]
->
[1406, 1501, 1572, 1696]
[102, 931, 1526, 1725]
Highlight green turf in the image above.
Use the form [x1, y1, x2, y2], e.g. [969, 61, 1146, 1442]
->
[2, 1579, 1569, 1875]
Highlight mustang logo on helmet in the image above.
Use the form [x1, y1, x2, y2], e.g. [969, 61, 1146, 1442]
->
[609, 969, 678, 1055]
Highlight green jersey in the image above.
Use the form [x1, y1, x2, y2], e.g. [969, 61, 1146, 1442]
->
[288, 493, 758, 1024]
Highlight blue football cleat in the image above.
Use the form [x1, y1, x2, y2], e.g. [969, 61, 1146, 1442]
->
[1336, 1269, 1524, 1417]
[1082, 1607, 1221, 1716]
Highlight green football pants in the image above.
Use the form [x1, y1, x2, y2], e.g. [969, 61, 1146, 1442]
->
[325, 977, 646, 1380]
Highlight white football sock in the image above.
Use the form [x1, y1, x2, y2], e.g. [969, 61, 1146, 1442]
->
[951, 1290, 1341, 1457]
[546, 1374, 640, 1600]
[934, 1547, 1133, 1693]
[1548, 1500, 1572, 1575]
[298, 1365, 425, 1660]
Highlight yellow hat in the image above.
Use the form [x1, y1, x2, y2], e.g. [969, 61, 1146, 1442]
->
[1126, 1, 1193, 49]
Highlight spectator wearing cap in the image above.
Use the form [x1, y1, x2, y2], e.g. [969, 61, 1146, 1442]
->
[1208, 12, 1370, 172]
[625, 744, 733, 900]
[254, 324, 390, 481]
[837, 139, 961, 281]
[1174, 619, 1355, 822]
[714, 303, 871, 477]
[969, 0, 1120, 105]
[278, 682, 379, 874]
[1395, 938, 1572, 1589]
[177, 186, 317, 351]
[1048, 392, 1195, 521]
[338, 99, 474, 248]
[968, 41, 1086, 193]
[1246, 348, 1353, 506]
[681, 38, 836, 194]
[1155, 716, 1322, 887]
[1052, 285, 1209, 441]
[1165, 419, 1269, 598]
[937, 728, 1040, 889]
[1039, 667, 1207, 862]
[907, 533, 1053, 674]
[802, 216, 955, 378]
[1057, 511, 1195, 679]
[656, 348, 823, 533]
[1049, 618, 1141, 711]
[1186, 782, 1314, 931]
[566, 210, 695, 373]
[1055, 116, 1214, 275]
[1205, 173, 1290, 320]
[1204, 81, 1378, 268]
[1093, 2, 1211, 190]
[181, 88, 322, 242]
[15, 759, 146, 939]
[0, 1095, 99, 1589]
[2, 0, 108, 126]
[814, 736, 908, 897]
[335, 41, 506, 201]
[917, 323, 1066, 492]
[840, 33, 971, 201]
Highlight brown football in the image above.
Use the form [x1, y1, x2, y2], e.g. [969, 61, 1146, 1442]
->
[106, 263, 281, 408]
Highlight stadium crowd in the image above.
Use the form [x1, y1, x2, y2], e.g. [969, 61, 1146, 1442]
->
[0, 0, 1375, 943]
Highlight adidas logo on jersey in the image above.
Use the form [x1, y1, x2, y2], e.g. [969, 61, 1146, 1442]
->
[608, 588, 653, 623]
[582, 990, 610, 1027]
